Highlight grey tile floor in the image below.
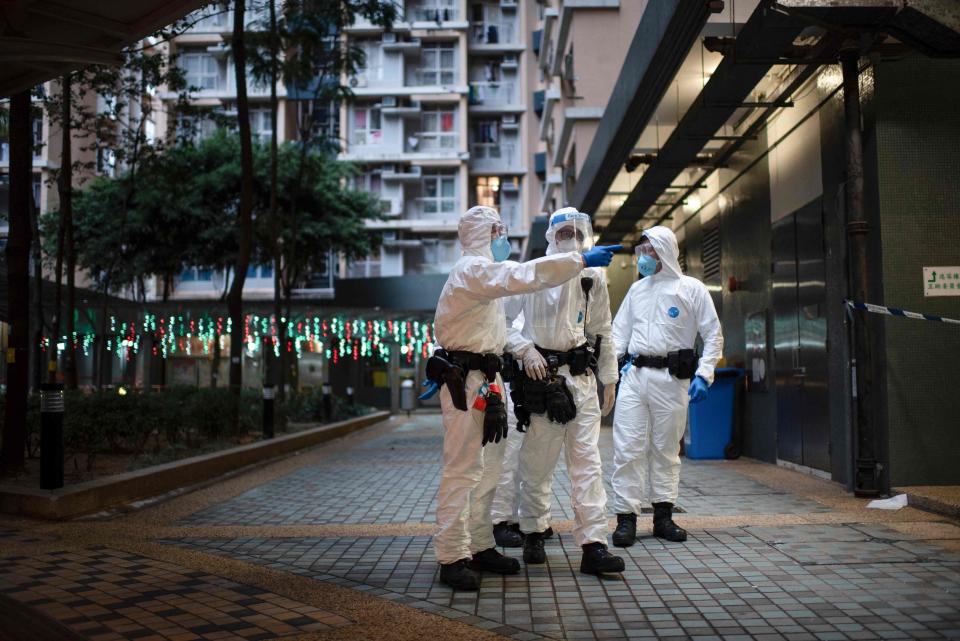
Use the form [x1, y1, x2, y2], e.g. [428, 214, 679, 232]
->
[180, 417, 829, 527]
[167, 415, 960, 640]
[166, 526, 960, 641]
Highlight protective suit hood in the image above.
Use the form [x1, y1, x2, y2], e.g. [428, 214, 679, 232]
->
[642, 226, 683, 280]
[545, 207, 593, 255]
[458, 206, 500, 260]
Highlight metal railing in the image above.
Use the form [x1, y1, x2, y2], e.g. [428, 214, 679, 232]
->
[470, 142, 517, 169]
[409, 69, 458, 86]
[408, 133, 458, 152]
[469, 81, 516, 106]
[406, 2, 459, 23]
[469, 22, 517, 45]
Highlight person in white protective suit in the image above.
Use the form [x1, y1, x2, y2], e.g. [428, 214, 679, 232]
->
[504, 207, 626, 576]
[427, 205, 621, 591]
[610, 225, 723, 546]
[490, 313, 555, 549]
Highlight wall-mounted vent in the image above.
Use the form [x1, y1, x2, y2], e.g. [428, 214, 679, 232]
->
[701, 224, 721, 281]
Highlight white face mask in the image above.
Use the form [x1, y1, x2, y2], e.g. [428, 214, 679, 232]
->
[556, 238, 580, 253]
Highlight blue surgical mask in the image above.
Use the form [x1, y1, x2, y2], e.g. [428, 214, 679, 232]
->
[637, 254, 658, 277]
[491, 235, 511, 262]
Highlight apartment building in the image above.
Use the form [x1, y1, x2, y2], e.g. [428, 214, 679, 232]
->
[154, 2, 339, 301]
[340, 0, 537, 278]
[530, 0, 644, 234]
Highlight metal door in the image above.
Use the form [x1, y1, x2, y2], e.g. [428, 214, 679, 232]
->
[772, 214, 803, 465]
[772, 205, 831, 472]
[795, 202, 830, 471]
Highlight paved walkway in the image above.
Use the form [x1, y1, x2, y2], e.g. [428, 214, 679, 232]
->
[1, 413, 958, 641]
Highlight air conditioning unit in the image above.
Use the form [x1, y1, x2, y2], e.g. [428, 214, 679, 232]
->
[501, 0, 518, 9]
[382, 96, 398, 108]
[503, 54, 519, 66]
[383, 164, 398, 173]
[383, 231, 397, 241]
[382, 32, 398, 44]
[501, 180, 519, 192]
[350, 75, 368, 88]
[502, 114, 517, 125]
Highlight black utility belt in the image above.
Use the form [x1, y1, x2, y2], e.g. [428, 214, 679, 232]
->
[535, 342, 596, 377]
[630, 349, 699, 380]
[442, 349, 504, 381]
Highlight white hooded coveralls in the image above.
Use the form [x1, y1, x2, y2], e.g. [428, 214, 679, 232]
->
[610, 226, 723, 513]
[433, 206, 584, 565]
[490, 315, 524, 526]
[503, 217, 619, 546]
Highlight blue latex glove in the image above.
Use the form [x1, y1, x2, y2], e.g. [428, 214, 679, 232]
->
[418, 380, 440, 401]
[582, 244, 623, 268]
[688, 376, 709, 403]
[620, 362, 632, 376]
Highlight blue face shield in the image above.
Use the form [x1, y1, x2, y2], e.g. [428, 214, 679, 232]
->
[637, 254, 658, 277]
[491, 235, 511, 262]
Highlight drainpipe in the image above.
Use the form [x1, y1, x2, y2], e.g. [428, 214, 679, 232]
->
[840, 47, 880, 497]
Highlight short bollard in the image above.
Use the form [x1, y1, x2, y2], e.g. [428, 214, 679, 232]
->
[322, 383, 332, 421]
[346, 385, 355, 406]
[40, 383, 65, 490]
[262, 384, 275, 439]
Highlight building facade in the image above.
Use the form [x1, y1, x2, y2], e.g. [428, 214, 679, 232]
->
[568, 0, 960, 489]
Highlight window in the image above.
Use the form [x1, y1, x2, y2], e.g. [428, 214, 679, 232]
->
[352, 105, 382, 145]
[180, 50, 222, 91]
[345, 253, 382, 279]
[420, 107, 456, 150]
[246, 264, 273, 278]
[31, 174, 41, 211]
[359, 39, 383, 81]
[472, 118, 499, 143]
[31, 117, 43, 157]
[176, 114, 221, 143]
[420, 43, 456, 85]
[180, 267, 213, 282]
[249, 107, 273, 144]
[97, 147, 116, 176]
[352, 169, 382, 195]
[475, 176, 500, 208]
[421, 172, 457, 214]
[310, 100, 339, 141]
[192, 4, 227, 29]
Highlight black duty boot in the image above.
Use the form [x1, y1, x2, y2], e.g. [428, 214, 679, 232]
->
[612, 513, 637, 547]
[580, 542, 625, 575]
[439, 559, 480, 591]
[652, 502, 687, 542]
[523, 531, 547, 564]
[469, 548, 521, 574]
[493, 521, 524, 548]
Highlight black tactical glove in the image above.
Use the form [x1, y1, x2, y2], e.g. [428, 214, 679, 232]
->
[482, 391, 508, 446]
[509, 385, 530, 432]
[544, 375, 577, 425]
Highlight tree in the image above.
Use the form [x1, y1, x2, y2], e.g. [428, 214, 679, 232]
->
[255, 146, 382, 333]
[1, 91, 33, 474]
[70, 46, 191, 387]
[227, 0, 257, 399]
[245, 0, 397, 395]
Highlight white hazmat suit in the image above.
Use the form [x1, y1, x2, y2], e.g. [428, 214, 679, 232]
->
[505, 210, 620, 547]
[490, 315, 524, 528]
[611, 226, 723, 513]
[433, 206, 585, 567]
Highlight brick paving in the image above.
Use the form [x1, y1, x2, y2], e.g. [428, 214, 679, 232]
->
[1, 413, 958, 640]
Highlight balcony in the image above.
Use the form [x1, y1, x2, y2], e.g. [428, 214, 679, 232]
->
[407, 132, 459, 154]
[408, 70, 459, 88]
[406, 2, 459, 24]
[469, 22, 518, 46]
[468, 81, 517, 107]
[469, 142, 518, 172]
